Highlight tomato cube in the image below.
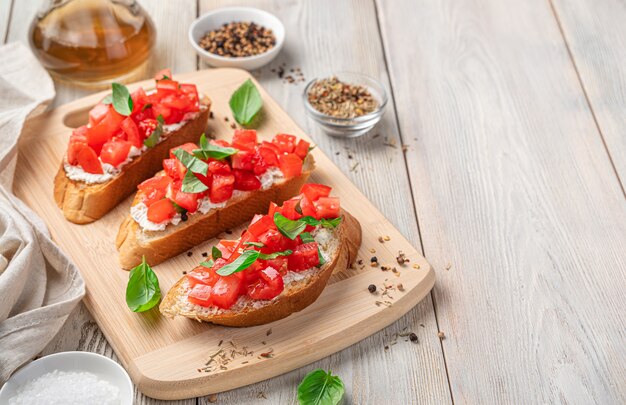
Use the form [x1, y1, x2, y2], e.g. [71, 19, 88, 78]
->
[120, 117, 142, 148]
[170, 142, 198, 159]
[281, 199, 300, 220]
[210, 275, 242, 309]
[137, 118, 157, 139]
[258, 228, 291, 252]
[89, 103, 109, 127]
[76, 145, 103, 174]
[298, 194, 317, 217]
[187, 267, 220, 288]
[138, 174, 173, 193]
[154, 68, 172, 81]
[209, 173, 235, 203]
[232, 129, 257, 151]
[231, 150, 255, 171]
[288, 242, 320, 271]
[163, 158, 186, 180]
[208, 160, 231, 175]
[278, 153, 303, 178]
[233, 169, 262, 191]
[294, 139, 310, 159]
[100, 140, 131, 167]
[247, 214, 275, 238]
[151, 103, 171, 122]
[267, 202, 280, 217]
[86, 107, 125, 153]
[272, 134, 296, 153]
[188, 284, 212, 307]
[247, 266, 284, 300]
[314, 197, 340, 219]
[300, 183, 332, 202]
[216, 240, 238, 259]
[172, 187, 200, 213]
[263, 257, 288, 274]
[156, 79, 179, 94]
[146, 198, 176, 223]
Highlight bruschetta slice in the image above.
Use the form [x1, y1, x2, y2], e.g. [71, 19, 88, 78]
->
[115, 131, 315, 269]
[54, 69, 211, 224]
[160, 184, 361, 327]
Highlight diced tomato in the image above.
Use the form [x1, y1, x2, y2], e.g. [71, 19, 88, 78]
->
[208, 160, 231, 175]
[232, 129, 257, 151]
[130, 87, 149, 113]
[89, 103, 109, 127]
[212, 258, 228, 271]
[163, 158, 186, 180]
[76, 145, 103, 174]
[301, 183, 332, 202]
[133, 108, 154, 124]
[187, 267, 220, 288]
[253, 146, 279, 176]
[209, 173, 235, 203]
[247, 266, 284, 300]
[258, 228, 291, 252]
[299, 194, 317, 217]
[278, 153, 303, 178]
[294, 139, 310, 159]
[179, 83, 199, 110]
[120, 117, 142, 148]
[267, 204, 281, 219]
[231, 150, 255, 171]
[272, 134, 296, 153]
[194, 172, 212, 189]
[211, 139, 231, 148]
[172, 184, 200, 213]
[247, 214, 275, 238]
[170, 143, 198, 159]
[146, 198, 176, 223]
[281, 199, 300, 220]
[263, 257, 288, 275]
[138, 175, 173, 193]
[67, 128, 89, 164]
[260, 141, 280, 155]
[216, 240, 238, 259]
[137, 118, 158, 140]
[154, 68, 172, 81]
[210, 274, 242, 309]
[156, 79, 179, 93]
[86, 107, 125, 154]
[160, 94, 191, 110]
[288, 242, 320, 271]
[315, 197, 340, 219]
[233, 169, 261, 191]
[100, 140, 131, 167]
[151, 104, 171, 122]
[188, 284, 212, 307]
[141, 185, 168, 207]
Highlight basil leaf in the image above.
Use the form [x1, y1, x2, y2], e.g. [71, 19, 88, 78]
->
[274, 213, 307, 240]
[181, 169, 209, 193]
[126, 256, 161, 312]
[295, 200, 303, 215]
[244, 241, 265, 248]
[212, 246, 222, 259]
[297, 369, 344, 405]
[258, 250, 293, 260]
[321, 217, 342, 228]
[300, 232, 325, 267]
[229, 79, 263, 126]
[216, 250, 260, 276]
[144, 115, 164, 147]
[193, 133, 239, 160]
[101, 94, 112, 105]
[111, 82, 133, 116]
[299, 216, 321, 226]
[200, 259, 214, 268]
[173, 149, 209, 176]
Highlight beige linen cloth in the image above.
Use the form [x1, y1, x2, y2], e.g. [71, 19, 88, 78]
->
[0, 42, 85, 384]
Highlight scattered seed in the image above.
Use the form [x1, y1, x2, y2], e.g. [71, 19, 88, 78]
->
[445, 263, 452, 271]
[396, 251, 408, 265]
[187, 251, 193, 257]
[413, 264, 421, 270]
[438, 331, 445, 339]
[208, 393, 218, 403]
[409, 333, 418, 343]
[209, 111, 214, 119]
[397, 283, 404, 291]
[369, 248, 376, 253]
[266, 328, 272, 336]
[368, 284, 377, 293]
[378, 236, 385, 243]
[307, 76, 378, 118]
[182, 270, 187, 275]
[383, 235, 390, 241]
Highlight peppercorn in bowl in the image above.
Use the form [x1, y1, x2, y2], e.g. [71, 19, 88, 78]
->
[304, 72, 388, 138]
[189, 7, 285, 70]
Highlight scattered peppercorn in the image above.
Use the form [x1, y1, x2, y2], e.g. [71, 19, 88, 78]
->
[370, 256, 378, 263]
[209, 111, 214, 119]
[307, 76, 378, 118]
[368, 284, 377, 293]
[181, 212, 188, 222]
[202, 252, 208, 257]
[199, 22, 276, 58]
[409, 333, 418, 343]
[186, 251, 193, 257]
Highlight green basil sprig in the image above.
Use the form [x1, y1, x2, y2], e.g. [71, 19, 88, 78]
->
[259, 250, 293, 260]
[273, 213, 342, 240]
[297, 369, 344, 405]
[193, 133, 239, 160]
[214, 248, 294, 276]
[111, 82, 133, 116]
[212, 246, 222, 259]
[173, 148, 210, 193]
[144, 115, 164, 147]
[126, 256, 161, 312]
[229, 79, 263, 126]
[200, 259, 214, 268]
[244, 241, 265, 248]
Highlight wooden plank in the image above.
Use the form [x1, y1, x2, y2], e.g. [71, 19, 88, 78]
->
[196, 0, 451, 403]
[376, 0, 626, 403]
[14, 68, 435, 400]
[550, 0, 626, 191]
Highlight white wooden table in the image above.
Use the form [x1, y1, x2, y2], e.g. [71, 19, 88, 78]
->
[3, 0, 626, 403]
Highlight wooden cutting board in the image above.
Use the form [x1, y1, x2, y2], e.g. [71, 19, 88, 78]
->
[13, 68, 434, 400]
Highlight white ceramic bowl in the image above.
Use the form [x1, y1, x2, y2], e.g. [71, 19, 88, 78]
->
[0, 352, 134, 405]
[189, 7, 285, 70]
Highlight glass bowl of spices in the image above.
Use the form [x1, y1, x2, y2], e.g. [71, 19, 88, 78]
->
[304, 73, 388, 137]
[189, 7, 284, 71]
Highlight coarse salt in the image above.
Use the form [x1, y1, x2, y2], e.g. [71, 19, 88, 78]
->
[9, 370, 121, 405]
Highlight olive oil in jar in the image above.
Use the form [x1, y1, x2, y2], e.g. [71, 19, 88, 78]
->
[29, 0, 156, 88]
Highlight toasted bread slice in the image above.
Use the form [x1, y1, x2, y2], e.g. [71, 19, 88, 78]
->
[54, 97, 211, 224]
[159, 209, 361, 327]
[115, 155, 315, 270]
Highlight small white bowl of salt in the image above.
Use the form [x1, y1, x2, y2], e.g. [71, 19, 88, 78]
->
[0, 351, 133, 405]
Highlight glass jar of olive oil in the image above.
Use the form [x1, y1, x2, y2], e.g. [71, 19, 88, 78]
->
[29, 0, 156, 88]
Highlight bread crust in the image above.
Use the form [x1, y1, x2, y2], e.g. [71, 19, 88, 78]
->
[53, 98, 211, 224]
[115, 155, 315, 270]
[159, 209, 361, 327]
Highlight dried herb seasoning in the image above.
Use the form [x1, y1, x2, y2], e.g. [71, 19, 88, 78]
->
[307, 76, 378, 118]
